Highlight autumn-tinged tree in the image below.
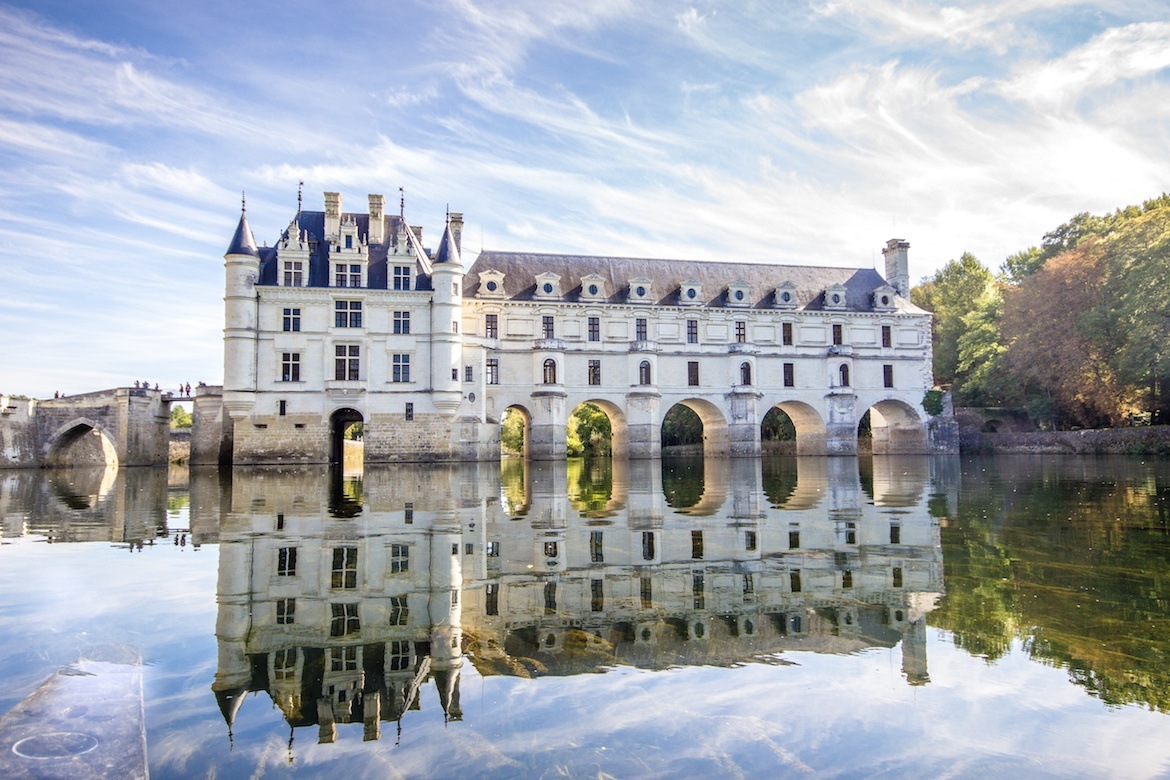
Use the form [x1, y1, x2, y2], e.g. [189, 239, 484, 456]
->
[999, 242, 1130, 428]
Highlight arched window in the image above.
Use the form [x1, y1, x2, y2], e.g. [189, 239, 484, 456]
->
[740, 362, 752, 386]
[543, 358, 557, 385]
[639, 360, 652, 386]
[838, 363, 850, 387]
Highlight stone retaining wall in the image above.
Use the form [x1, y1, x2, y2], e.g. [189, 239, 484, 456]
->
[963, 427, 1170, 455]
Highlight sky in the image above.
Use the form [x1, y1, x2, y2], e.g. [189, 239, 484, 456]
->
[2, 0, 1169, 398]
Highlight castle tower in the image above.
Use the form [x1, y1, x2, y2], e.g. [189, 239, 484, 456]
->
[431, 219, 464, 415]
[223, 208, 261, 404]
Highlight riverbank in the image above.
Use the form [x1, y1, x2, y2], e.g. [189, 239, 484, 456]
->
[962, 426, 1170, 455]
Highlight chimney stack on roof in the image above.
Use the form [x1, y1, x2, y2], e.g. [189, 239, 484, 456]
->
[368, 194, 385, 244]
[448, 212, 463, 255]
[882, 238, 911, 298]
[324, 191, 342, 239]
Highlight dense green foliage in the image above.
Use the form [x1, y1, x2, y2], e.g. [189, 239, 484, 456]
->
[916, 194, 1170, 427]
[567, 403, 612, 457]
[661, 404, 703, 446]
[170, 405, 192, 429]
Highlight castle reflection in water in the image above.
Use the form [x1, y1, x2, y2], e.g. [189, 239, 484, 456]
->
[209, 456, 950, 745]
[0, 456, 953, 745]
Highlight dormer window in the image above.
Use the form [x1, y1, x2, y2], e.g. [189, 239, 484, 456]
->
[680, 279, 702, 306]
[580, 273, 607, 302]
[824, 284, 847, 311]
[477, 269, 507, 298]
[334, 263, 362, 288]
[535, 272, 562, 301]
[774, 282, 798, 309]
[872, 284, 897, 311]
[628, 276, 652, 304]
[728, 280, 750, 308]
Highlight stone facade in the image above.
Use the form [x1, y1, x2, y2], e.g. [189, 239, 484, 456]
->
[221, 191, 953, 464]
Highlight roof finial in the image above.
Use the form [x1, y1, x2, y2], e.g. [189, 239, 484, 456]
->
[241, 191, 246, 214]
[297, 180, 303, 216]
[446, 203, 450, 223]
[399, 186, 405, 219]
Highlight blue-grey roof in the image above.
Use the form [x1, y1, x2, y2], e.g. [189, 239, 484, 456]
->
[433, 222, 460, 265]
[255, 210, 433, 291]
[225, 212, 259, 258]
[466, 250, 923, 312]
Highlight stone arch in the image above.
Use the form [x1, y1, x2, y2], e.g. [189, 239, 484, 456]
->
[760, 400, 827, 456]
[865, 399, 927, 454]
[501, 404, 533, 458]
[329, 407, 363, 467]
[571, 398, 628, 459]
[662, 398, 729, 458]
[43, 418, 119, 468]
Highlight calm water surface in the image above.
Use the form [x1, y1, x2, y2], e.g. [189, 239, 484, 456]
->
[2, 455, 1170, 778]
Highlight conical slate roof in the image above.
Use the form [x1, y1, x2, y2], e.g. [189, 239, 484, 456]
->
[225, 211, 259, 258]
[433, 221, 461, 266]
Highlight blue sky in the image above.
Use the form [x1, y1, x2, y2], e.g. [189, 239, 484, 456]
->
[2, 1, 1169, 397]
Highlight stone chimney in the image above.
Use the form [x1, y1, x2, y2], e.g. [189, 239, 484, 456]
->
[368, 194, 385, 244]
[324, 191, 342, 239]
[411, 225, 423, 249]
[882, 238, 910, 298]
[448, 212, 463, 254]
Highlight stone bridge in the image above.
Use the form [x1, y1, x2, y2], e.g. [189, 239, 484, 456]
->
[0, 388, 172, 469]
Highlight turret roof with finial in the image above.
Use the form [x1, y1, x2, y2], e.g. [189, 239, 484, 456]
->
[225, 194, 260, 258]
[433, 211, 461, 266]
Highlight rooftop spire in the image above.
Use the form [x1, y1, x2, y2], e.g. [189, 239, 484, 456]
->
[225, 207, 259, 258]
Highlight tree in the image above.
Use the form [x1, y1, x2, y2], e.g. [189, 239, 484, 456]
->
[501, 409, 526, 455]
[955, 288, 1009, 405]
[567, 403, 612, 457]
[170, 405, 192, 429]
[911, 252, 995, 389]
[661, 405, 703, 446]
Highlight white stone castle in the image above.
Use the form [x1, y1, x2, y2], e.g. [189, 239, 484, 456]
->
[220, 191, 952, 464]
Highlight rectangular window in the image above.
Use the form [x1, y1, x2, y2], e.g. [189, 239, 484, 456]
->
[789, 527, 800, 549]
[393, 266, 412, 290]
[588, 317, 600, 342]
[640, 576, 653, 609]
[842, 570, 853, 589]
[276, 597, 296, 625]
[790, 571, 802, 593]
[587, 359, 601, 386]
[389, 543, 410, 573]
[893, 567, 903, 588]
[890, 524, 901, 544]
[404, 403, 413, 421]
[486, 358, 499, 385]
[693, 572, 705, 610]
[349, 264, 361, 287]
[282, 308, 300, 332]
[335, 345, 360, 380]
[486, 541, 500, 557]
[277, 546, 297, 576]
[452, 320, 458, 334]
[391, 354, 410, 383]
[273, 648, 297, 681]
[688, 361, 699, 387]
[451, 589, 459, 607]
[743, 573, 755, 595]
[882, 325, 893, 348]
[832, 323, 843, 345]
[485, 314, 498, 339]
[782, 322, 793, 346]
[845, 521, 857, 545]
[452, 368, 459, 381]
[735, 321, 746, 343]
[389, 596, 409, 625]
[278, 400, 287, 416]
[465, 365, 473, 383]
[591, 579, 604, 612]
[883, 364, 894, 388]
[544, 541, 558, 558]
[330, 645, 358, 673]
[331, 546, 358, 589]
[691, 530, 704, 560]
[388, 640, 410, 671]
[642, 531, 655, 561]
[485, 583, 499, 616]
[393, 310, 411, 334]
[590, 531, 603, 563]
[281, 352, 301, 383]
[544, 582, 557, 615]
[335, 263, 348, 287]
[344, 234, 353, 249]
[635, 318, 648, 341]
[687, 319, 698, 344]
[745, 530, 757, 551]
[335, 300, 362, 328]
[783, 362, 795, 387]
[542, 315, 555, 339]
[282, 261, 303, 287]
[330, 603, 360, 636]
[404, 501, 413, 522]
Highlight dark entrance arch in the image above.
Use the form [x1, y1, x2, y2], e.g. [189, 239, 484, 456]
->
[329, 407, 363, 467]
